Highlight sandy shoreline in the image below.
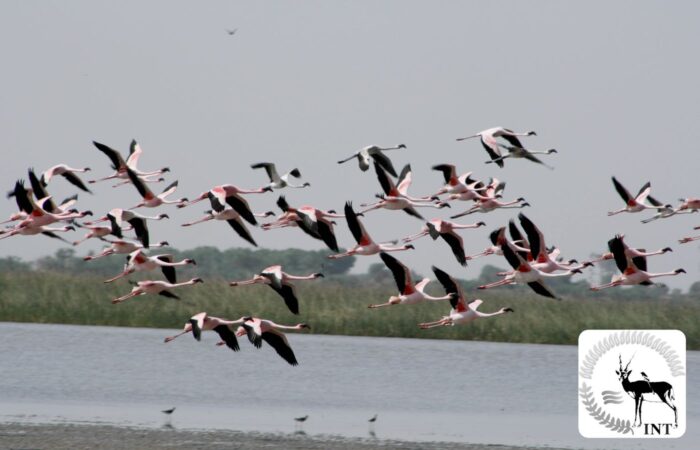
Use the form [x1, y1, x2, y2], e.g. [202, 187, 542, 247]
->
[0, 423, 575, 450]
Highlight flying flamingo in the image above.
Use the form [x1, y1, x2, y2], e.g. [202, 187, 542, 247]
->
[337, 144, 406, 177]
[679, 227, 700, 244]
[456, 127, 537, 168]
[367, 252, 456, 308]
[103, 249, 196, 283]
[293, 205, 345, 252]
[359, 162, 449, 219]
[181, 206, 274, 247]
[678, 197, 700, 211]
[41, 164, 92, 193]
[590, 235, 685, 290]
[485, 145, 558, 169]
[83, 239, 169, 261]
[450, 179, 529, 218]
[262, 197, 342, 252]
[83, 208, 169, 248]
[419, 266, 513, 328]
[0, 224, 75, 243]
[515, 213, 589, 273]
[125, 167, 187, 209]
[328, 202, 415, 259]
[238, 317, 311, 366]
[584, 234, 672, 264]
[90, 140, 169, 186]
[72, 224, 120, 246]
[608, 177, 665, 216]
[251, 162, 310, 189]
[430, 164, 486, 199]
[261, 196, 312, 231]
[229, 265, 323, 314]
[164, 312, 246, 351]
[4, 180, 78, 224]
[478, 240, 583, 299]
[28, 169, 87, 216]
[112, 278, 204, 304]
[178, 185, 270, 226]
[402, 218, 486, 266]
[641, 205, 696, 224]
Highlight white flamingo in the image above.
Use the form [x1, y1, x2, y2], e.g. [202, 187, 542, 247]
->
[112, 278, 204, 304]
[229, 265, 323, 315]
[238, 317, 311, 366]
[164, 312, 248, 351]
[337, 144, 406, 177]
[456, 127, 537, 168]
[251, 162, 310, 189]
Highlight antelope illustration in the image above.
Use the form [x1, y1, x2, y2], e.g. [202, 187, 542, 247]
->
[616, 354, 677, 427]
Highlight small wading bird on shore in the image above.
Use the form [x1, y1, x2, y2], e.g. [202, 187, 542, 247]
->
[337, 144, 406, 177]
[456, 127, 537, 168]
[229, 265, 323, 314]
[419, 266, 513, 329]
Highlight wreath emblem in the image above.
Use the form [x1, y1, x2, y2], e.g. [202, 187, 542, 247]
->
[578, 330, 685, 438]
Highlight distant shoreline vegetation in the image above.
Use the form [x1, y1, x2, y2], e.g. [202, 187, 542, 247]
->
[1, 247, 698, 349]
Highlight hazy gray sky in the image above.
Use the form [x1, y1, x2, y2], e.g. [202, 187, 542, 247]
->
[2, 1, 700, 290]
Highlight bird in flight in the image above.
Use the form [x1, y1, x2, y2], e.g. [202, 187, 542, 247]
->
[226, 28, 237, 36]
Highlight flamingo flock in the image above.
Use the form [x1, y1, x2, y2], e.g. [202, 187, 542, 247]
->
[2, 128, 697, 367]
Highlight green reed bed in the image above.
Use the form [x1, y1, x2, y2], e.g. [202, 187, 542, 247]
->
[1, 272, 698, 349]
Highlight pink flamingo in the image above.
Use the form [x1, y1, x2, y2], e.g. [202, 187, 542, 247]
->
[419, 266, 513, 328]
[328, 202, 415, 259]
[359, 163, 448, 219]
[178, 185, 270, 225]
[478, 240, 583, 299]
[126, 167, 186, 209]
[103, 249, 196, 283]
[590, 235, 685, 290]
[90, 140, 168, 186]
[402, 218, 486, 266]
[608, 177, 665, 216]
[367, 252, 456, 308]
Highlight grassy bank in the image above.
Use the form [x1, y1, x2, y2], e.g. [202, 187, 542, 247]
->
[1, 272, 698, 349]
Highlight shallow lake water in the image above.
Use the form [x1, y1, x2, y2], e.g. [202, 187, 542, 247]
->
[1, 322, 697, 449]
